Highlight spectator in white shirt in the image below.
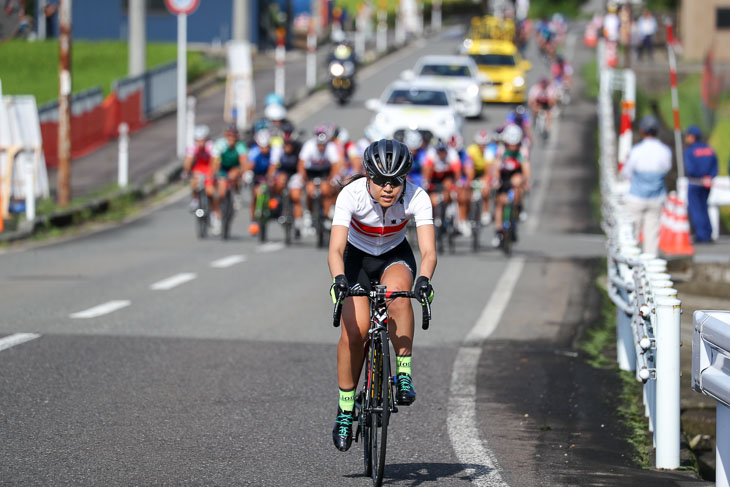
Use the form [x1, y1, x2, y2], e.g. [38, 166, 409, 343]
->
[637, 8, 658, 61]
[620, 115, 672, 255]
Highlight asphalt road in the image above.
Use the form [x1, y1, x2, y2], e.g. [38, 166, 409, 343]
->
[0, 25, 710, 486]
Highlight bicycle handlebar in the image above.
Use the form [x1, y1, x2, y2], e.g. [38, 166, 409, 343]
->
[332, 289, 431, 330]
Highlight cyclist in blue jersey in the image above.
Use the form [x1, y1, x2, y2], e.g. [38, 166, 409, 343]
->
[403, 129, 428, 189]
[245, 129, 281, 235]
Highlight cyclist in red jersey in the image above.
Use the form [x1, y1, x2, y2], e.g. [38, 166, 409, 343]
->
[182, 125, 216, 213]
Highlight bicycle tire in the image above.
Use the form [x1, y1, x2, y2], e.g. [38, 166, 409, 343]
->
[256, 186, 270, 243]
[502, 202, 512, 256]
[435, 201, 446, 254]
[282, 189, 293, 246]
[471, 199, 481, 253]
[196, 193, 208, 239]
[362, 345, 374, 478]
[370, 335, 390, 486]
[222, 191, 233, 240]
[314, 194, 325, 249]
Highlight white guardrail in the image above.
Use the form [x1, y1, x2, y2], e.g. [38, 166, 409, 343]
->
[598, 41, 681, 469]
[693, 311, 730, 487]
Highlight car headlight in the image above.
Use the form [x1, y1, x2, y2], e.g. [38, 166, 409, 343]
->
[512, 76, 525, 88]
[330, 63, 345, 77]
[467, 83, 480, 97]
[463, 39, 473, 50]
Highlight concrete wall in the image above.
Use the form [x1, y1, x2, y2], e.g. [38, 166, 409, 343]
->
[680, 0, 730, 61]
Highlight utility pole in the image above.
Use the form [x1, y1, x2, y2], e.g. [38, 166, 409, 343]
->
[37, 0, 47, 40]
[58, 0, 72, 207]
[233, 0, 249, 42]
[128, 0, 146, 76]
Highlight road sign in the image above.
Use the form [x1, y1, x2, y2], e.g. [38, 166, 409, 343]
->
[164, 0, 199, 15]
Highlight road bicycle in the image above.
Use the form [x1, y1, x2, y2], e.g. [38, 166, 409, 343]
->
[332, 284, 431, 487]
[276, 185, 296, 246]
[220, 182, 236, 241]
[311, 177, 328, 249]
[468, 179, 485, 252]
[192, 178, 210, 239]
[433, 183, 458, 254]
[253, 179, 272, 243]
[499, 183, 518, 256]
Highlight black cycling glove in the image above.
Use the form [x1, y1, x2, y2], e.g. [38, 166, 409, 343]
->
[414, 276, 434, 304]
[330, 274, 349, 304]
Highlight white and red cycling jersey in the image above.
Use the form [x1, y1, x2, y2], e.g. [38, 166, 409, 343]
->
[332, 177, 433, 255]
[528, 83, 557, 106]
[423, 146, 462, 181]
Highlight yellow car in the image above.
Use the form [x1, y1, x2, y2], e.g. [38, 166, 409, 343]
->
[466, 39, 531, 103]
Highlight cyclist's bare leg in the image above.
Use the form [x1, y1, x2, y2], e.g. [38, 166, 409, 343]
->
[494, 192, 507, 229]
[272, 172, 287, 196]
[305, 180, 315, 212]
[510, 173, 524, 206]
[381, 264, 415, 357]
[481, 175, 491, 215]
[290, 188, 303, 218]
[457, 186, 471, 222]
[338, 296, 371, 390]
[322, 181, 335, 217]
[215, 178, 228, 218]
[250, 183, 260, 219]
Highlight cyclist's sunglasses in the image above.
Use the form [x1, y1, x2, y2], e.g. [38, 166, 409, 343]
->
[370, 175, 405, 187]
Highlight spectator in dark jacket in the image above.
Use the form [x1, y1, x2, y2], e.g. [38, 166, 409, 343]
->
[683, 125, 718, 243]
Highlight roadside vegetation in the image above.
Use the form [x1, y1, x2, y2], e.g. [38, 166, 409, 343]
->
[581, 274, 653, 468]
[0, 40, 220, 105]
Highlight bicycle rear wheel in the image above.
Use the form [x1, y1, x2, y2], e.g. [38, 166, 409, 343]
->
[222, 191, 233, 240]
[502, 203, 513, 256]
[196, 193, 209, 239]
[370, 335, 390, 486]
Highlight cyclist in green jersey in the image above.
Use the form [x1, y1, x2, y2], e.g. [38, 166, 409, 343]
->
[212, 125, 248, 231]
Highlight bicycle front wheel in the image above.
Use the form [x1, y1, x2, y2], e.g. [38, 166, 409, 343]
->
[370, 336, 390, 486]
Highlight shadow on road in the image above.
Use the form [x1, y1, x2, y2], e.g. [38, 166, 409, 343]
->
[345, 462, 497, 486]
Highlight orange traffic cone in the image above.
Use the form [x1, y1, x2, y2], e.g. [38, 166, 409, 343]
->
[661, 197, 694, 256]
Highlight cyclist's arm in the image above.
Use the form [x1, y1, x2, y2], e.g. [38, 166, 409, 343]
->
[183, 155, 194, 173]
[329, 189, 354, 277]
[211, 156, 221, 176]
[412, 189, 436, 279]
[328, 225, 349, 278]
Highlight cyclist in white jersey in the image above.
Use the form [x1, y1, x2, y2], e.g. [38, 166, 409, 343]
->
[328, 139, 436, 452]
[299, 123, 343, 220]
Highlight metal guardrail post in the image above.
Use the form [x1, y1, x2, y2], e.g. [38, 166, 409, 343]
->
[118, 123, 129, 188]
[655, 296, 681, 469]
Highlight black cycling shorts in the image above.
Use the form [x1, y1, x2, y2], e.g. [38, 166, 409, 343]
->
[497, 168, 522, 194]
[343, 239, 417, 292]
[306, 168, 330, 180]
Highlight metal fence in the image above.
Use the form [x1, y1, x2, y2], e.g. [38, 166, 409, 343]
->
[112, 62, 177, 120]
[692, 311, 730, 486]
[597, 40, 682, 470]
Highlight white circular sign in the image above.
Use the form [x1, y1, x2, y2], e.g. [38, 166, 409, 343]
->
[165, 0, 200, 15]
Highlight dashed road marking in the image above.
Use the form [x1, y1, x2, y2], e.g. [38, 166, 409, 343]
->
[0, 333, 41, 352]
[210, 255, 247, 268]
[70, 300, 131, 319]
[256, 242, 285, 253]
[448, 257, 525, 486]
[150, 273, 197, 291]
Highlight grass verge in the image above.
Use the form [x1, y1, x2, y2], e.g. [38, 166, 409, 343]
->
[581, 271, 653, 468]
[0, 40, 221, 105]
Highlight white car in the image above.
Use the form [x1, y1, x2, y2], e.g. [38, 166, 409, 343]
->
[364, 80, 463, 142]
[402, 55, 484, 118]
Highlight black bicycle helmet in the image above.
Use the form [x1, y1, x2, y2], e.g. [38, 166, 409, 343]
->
[362, 139, 413, 180]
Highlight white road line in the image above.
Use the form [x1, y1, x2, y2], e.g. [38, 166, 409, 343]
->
[256, 242, 285, 253]
[150, 273, 197, 291]
[210, 255, 247, 268]
[0, 333, 41, 352]
[70, 300, 131, 319]
[448, 257, 525, 486]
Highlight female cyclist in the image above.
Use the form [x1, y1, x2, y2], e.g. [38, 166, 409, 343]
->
[328, 139, 437, 452]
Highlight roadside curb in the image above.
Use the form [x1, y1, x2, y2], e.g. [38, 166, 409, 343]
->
[0, 31, 437, 244]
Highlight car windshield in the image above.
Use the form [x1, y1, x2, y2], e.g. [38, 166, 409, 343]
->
[418, 64, 471, 77]
[386, 89, 449, 106]
[469, 54, 516, 67]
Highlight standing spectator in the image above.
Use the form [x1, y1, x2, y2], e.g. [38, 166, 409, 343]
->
[636, 8, 658, 61]
[603, 2, 620, 43]
[620, 116, 672, 255]
[684, 125, 718, 243]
